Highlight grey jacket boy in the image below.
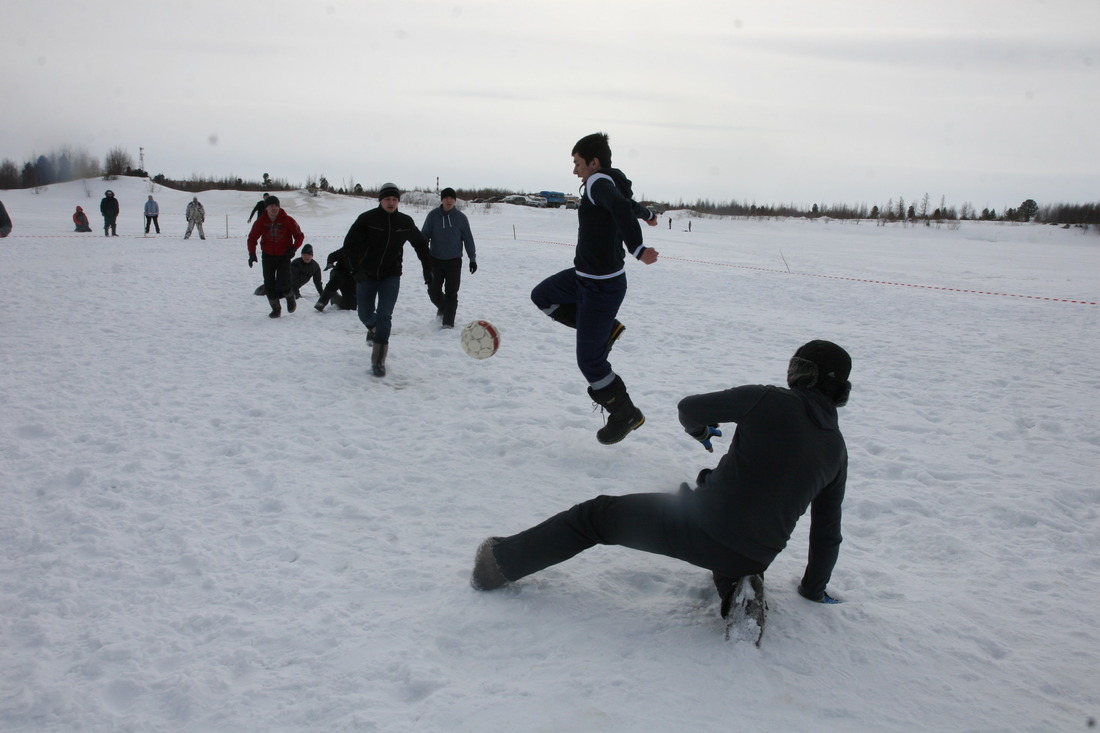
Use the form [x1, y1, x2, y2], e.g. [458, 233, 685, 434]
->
[420, 205, 476, 262]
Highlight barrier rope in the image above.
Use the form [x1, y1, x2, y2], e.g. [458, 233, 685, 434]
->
[523, 238, 1098, 306]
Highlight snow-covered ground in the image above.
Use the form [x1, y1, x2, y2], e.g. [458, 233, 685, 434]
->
[1, 177, 1098, 732]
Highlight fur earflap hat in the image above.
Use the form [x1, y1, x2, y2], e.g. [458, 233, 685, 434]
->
[787, 340, 852, 406]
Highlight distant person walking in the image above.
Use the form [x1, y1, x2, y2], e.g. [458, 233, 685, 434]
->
[247, 195, 305, 318]
[530, 132, 659, 445]
[184, 196, 206, 240]
[247, 192, 271, 223]
[144, 195, 161, 234]
[421, 187, 477, 329]
[100, 190, 119, 236]
[73, 206, 92, 232]
[0, 200, 11, 237]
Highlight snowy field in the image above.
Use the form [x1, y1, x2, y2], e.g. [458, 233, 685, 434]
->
[1, 177, 1098, 732]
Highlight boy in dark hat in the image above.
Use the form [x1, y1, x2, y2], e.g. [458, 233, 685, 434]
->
[100, 190, 119, 236]
[472, 340, 853, 619]
[253, 242, 323, 300]
[530, 132, 660, 445]
[247, 195, 305, 317]
[327, 183, 432, 376]
[421, 186, 477, 328]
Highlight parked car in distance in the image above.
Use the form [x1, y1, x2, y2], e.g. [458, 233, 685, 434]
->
[502, 195, 527, 205]
[524, 195, 548, 207]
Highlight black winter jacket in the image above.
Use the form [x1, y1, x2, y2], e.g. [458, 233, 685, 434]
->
[336, 206, 432, 283]
[678, 385, 847, 597]
[290, 257, 323, 296]
[100, 196, 119, 218]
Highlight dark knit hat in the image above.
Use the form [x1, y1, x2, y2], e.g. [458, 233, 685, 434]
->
[265, 195, 280, 208]
[301, 243, 313, 255]
[440, 187, 457, 199]
[378, 183, 400, 200]
[787, 340, 852, 406]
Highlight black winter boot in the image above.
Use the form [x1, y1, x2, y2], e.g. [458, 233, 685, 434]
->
[371, 341, 388, 377]
[587, 375, 645, 445]
[267, 297, 282, 318]
[286, 292, 296, 313]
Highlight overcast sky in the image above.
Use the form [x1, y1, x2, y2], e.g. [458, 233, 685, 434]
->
[4, 0, 1097, 209]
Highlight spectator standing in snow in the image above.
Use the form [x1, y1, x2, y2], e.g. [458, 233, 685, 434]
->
[253, 243, 323, 300]
[144, 195, 161, 234]
[184, 197, 206, 240]
[472, 340, 853, 618]
[530, 132, 659, 446]
[0, 200, 12, 237]
[421, 187, 477, 329]
[328, 183, 431, 377]
[100, 190, 119, 236]
[247, 195, 305, 318]
[73, 206, 92, 232]
[247, 192, 270, 223]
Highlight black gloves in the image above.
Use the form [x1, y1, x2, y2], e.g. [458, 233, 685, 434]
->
[469, 260, 478, 274]
[248, 253, 257, 268]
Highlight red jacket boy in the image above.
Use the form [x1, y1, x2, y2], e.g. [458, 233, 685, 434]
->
[246, 196, 305, 317]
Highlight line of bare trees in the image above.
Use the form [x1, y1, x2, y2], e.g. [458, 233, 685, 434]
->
[2, 145, 1097, 230]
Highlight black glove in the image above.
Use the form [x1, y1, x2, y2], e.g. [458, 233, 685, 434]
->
[469, 260, 478, 274]
[248, 253, 257, 268]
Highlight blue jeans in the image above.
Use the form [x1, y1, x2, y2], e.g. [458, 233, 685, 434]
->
[531, 268, 626, 387]
[357, 276, 401, 344]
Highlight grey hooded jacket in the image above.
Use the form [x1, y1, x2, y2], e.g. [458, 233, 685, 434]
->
[420, 205, 476, 262]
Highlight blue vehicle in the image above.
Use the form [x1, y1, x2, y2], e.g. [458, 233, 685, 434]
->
[538, 191, 566, 208]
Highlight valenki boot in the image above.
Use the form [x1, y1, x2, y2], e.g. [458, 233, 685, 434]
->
[267, 297, 281, 318]
[371, 341, 388, 378]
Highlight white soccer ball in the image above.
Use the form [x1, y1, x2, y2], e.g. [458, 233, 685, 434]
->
[460, 320, 500, 359]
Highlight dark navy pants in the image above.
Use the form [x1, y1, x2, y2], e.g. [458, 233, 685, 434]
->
[531, 268, 626, 388]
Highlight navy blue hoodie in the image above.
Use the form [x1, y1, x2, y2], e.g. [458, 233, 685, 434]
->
[574, 168, 654, 279]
